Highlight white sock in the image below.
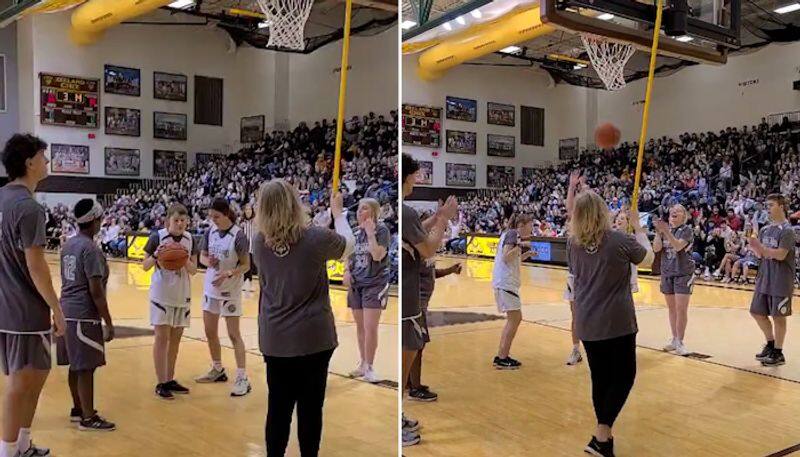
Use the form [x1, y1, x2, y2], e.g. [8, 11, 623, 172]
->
[212, 361, 223, 371]
[17, 428, 31, 452]
[236, 368, 247, 379]
[0, 441, 17, 457]
[572, 344, 579, 350]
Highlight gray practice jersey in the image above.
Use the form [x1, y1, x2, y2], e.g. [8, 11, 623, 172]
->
[419, 258, 436, 306]
[755, 221, 796, 298]
[60, 234, 108, 320]
[402, 204, 426, 318]
[349, 223, 391, 287]
[660, 224, 694, 277]
[492, 229, 522, 292]
[569, 230, 647, 342]
[253, 226, 345, 358]
[0, 184, 50, 333]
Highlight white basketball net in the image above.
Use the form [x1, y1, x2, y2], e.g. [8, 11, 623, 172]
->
[580, 33, 636, 91]
[257, 0, 314, 51]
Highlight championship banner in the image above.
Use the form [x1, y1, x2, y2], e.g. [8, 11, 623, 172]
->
[327, 259, 345, 282]
[126, 234, 149, 260]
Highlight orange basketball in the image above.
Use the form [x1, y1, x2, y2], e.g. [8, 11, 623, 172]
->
[595, 122, 621, 150]
[158, 242, 189, 271]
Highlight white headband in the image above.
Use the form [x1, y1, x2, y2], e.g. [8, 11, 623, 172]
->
[76, 202, 104, 224]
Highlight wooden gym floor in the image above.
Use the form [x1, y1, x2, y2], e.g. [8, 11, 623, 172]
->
[404, 256, 800, 457]
[0, 255, 398, 457]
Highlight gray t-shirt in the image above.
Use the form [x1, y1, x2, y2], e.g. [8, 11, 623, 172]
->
[349, 223, 390, 287]
[0, 184, 50, 332]
[755, 222, 796, 298]
[419, 258, 436, 306]
[660, 224, 694, 277]
[402, 204, 426, 318]
[253, 226, 345, 357]
[568, 230, 647, 342]
[60, 234, 108, 320]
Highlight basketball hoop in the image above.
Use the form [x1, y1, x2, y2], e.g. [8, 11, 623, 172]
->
[580, 33, 636, 91]
[257, 0, 314, 51]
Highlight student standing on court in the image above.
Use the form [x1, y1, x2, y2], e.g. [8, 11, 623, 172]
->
[142, 203, 198, 400]
[568, 190, 653, 457]
[345, 198, 391, 384]
[0, 134, 66, 457]
[194, 198, 252, 397]
[400, 153, 456, 447]
[748, 193, 795, 367]
[564, 170, 583, 366]
[56, 199, 115, 431]
[653, 204, 694, 356]
[240, 204, 257, 293]
[252, 180, 354, 457]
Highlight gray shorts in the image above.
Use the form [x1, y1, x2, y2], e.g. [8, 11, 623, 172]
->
[348, 282, 390, 310]
[56, 320, 106, 372]
[0, 332, 52, 376]
[750, 293, 792, 317]
[402, 316, 426, 351]
[494, 289, 522, 313]
[660, 274, 695, 295]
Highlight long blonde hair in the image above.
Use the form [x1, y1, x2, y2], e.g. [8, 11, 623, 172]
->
[359, 198, 380, 222]
[255, 179, 309, 248]
[570, 191, 611, 248]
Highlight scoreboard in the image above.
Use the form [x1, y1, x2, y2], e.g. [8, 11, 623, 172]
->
[40, 73, 100, 128]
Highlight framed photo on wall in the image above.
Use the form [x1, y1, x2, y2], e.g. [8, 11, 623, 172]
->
[487, 134, 515, 157]
[154, 112, 188, 140]
[154, 72, 188, 101]
[104, 65, 141, 97]
[417, 161, 433, 185]
[487, 102, 515, 126]
[51, 144, 90, 174]
[153, 150, 187, 178]
[487, 165, 515, 188]
[445, 96, 477, 122]
[445, 162, 476, 187]
[105, 107, 141, 137]
[241, 115, 265, 143]
[105, 148, 140, 176]
[446, 130, 477, 155]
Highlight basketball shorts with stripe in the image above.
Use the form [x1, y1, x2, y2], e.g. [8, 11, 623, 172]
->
[202, 295, 243, 317]
[0, 332, 52, 375]
[750, 293, 792, 317]
[150, 301, 191, 328]
[56, 320, 106, 371]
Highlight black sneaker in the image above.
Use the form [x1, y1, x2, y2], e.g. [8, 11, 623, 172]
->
[761, 350, 786, 367]
[584, 436, 615, 457]
[155, 383, 175, 400]
[408, 388, 438, 402]
[69, 407, 82, 423]
[18, 443, 50, 456]
[165, 379, 190, 394]
[493, 357, 521, 370]
[755, 344, 773, 361]
[79, 414, 116, 432]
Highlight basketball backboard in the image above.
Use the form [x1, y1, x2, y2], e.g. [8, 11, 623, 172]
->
[0, 0, 42, 28]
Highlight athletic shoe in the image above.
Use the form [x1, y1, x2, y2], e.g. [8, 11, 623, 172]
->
[402, 429, 421, 447]
[17, 444, 50, 457]
[566, 347, 583, 365]
[349, 361, 366, 378]
[703, 268, 711, 281]
[408, 387, 438, 402]
[155, 383, 175, 400]
[761, 351, 786, 367]
[363, 366, 381, 383]
[69, 407, 82, 423]
[755, 344, 773, 361]
[79, 414, 116, 432]
[165, 380, 190, 394]
[674, 343, 691, 356]
[493, 356, 521, 370]
[721, 276, 731, 284]
[584, 436, 614, 457]
[195, 367, 228, 383]
[231, 377, 252, 397]
[402, 414, 420, 432]
[662, 338, 677, 352]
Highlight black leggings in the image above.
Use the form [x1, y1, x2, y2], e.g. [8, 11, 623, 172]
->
[245, 253, 257, 282]
[264, 349, 334, 457]
[582, 333, 637, 427]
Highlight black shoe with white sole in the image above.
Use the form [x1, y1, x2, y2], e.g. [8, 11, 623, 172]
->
[69, 407, 82, 423]
[164, 379, 190, 394]
[493, 356, 521, 370]
[755, 344, 774, 361]
[79, 414, 116, 432]
[584, 436, 615, 457]
[761, 350, 786, 367]
[408, 387, 438, 402]
[155, 383, 175, 400]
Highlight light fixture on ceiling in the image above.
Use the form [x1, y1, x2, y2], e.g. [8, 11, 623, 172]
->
[443, 22, 452, 31]
[573, 63, 587, 70]
[168, 0, 195, 8]
[597, 13, 614, 20]
[258, 21, 271, 29]
[401, 20, 417, 29]
[774, 3, 800, 13]
[675, 35, 694, 42]
[471, 9, 482, 18]
[456, 16, 466, 25]
[499, 46, 521, 54]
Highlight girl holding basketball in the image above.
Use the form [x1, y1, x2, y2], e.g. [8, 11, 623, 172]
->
[142, 203, 198, 400]
[195, 198, 252, 397]
[653, 204, 695, 356]
[345, 198, 391, 384]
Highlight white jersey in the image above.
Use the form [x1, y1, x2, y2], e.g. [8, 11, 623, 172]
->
[203, 225, 245, 301]
[150, 229, 194, 308]
[492, 230, 521, 292]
